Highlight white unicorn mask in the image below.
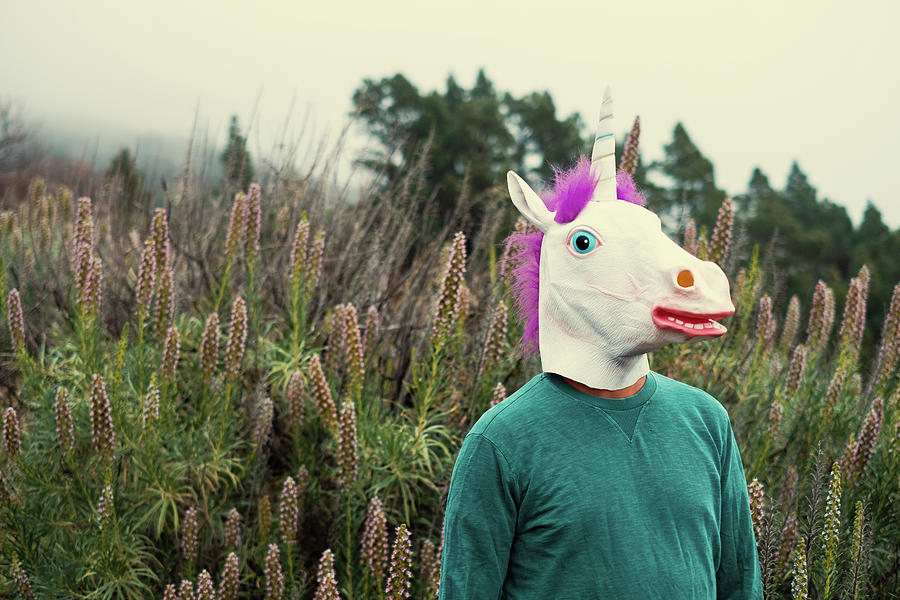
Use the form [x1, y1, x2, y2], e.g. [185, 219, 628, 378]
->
[506, 88, 734, 390]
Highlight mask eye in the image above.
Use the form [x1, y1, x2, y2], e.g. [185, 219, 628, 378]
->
[569, 230, 599, 255]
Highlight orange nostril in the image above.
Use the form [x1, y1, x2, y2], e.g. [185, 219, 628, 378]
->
[677, 270, 694, 288]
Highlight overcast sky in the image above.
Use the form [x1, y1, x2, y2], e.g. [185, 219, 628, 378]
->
[3, 0, 899, 226]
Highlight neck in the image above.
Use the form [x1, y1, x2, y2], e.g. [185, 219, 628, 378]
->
[562, 374, 647, 398]
[539, 328, 650, 390]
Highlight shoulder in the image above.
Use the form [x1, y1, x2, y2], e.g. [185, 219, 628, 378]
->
[467, 373, 562, 441]
[651, 371, 729, 421]
[650, 372, 734, 452]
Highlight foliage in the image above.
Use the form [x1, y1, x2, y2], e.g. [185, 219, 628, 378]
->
[1, 98, 900, 598]
[352, 70, 588, 232]
[221, 115, 255, 191]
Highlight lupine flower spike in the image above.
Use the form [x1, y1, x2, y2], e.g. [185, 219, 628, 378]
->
[55, 387, 74, 452]
[97, 485, 113, 530]
[363, 304, 381, 359]
[747, 478, 765, 541]
[619, 115, 641, 175]
[245, 183, 262, 268]
[361, 495, 389, 586]
[289, 216, 309, 282]
[821, 462, 841, 597]
[225, 191, 247, 265]
[285, 370, 304, 430]
[709, 197, 734, 267]
[432, 231, 467, 347]
[142, 378, 160, 428]
[385, 523, 413, 599]
[491, 382, 507, 408]
[822, 367, 846, 418]
[279, 476, 299, 544]
[807, 280, 834, 352]
[337, 400, 358, 494]
[756, 295, 777, 350]
[784, 345, 808, 397]
[195, 570, 215, 600]
[199, 312, 220, 383]
[683, 219, 698, 256]
[89, 374, 115, 461]
[162, 584, 178, 600]
[224, 297, 248, 378]
[264, 542, 284, 600]
[3, 406, 20, 457]
[324, 304, 347, 376]
[344, 304, 365, 397]
[218, 552, 240, 600]
[224, 507, 241, 551]
[480, 299, 508, 375]
[843, 397, 884, 487]
[160, 326, 180, 379]
[875, 283, 900, 390]
[134, 239, 156, 321]
[421, 538, 442, 598]
[313, 549, 340, 600]
[791, 537, 809, 599]
[11, 559, 37, 600]
[254, 396, 274, 450]
[7, 289, 25, 350]
[178, 580, 194, 600]
[308, 354, 337, 430]
[779, 296, 801, 354]
[182, 505, 199, 564]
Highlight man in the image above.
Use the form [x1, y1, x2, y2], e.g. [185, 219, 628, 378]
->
[439, 90, 762, 599]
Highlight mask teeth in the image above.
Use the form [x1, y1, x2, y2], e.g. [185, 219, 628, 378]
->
[590, 86, 617, 203]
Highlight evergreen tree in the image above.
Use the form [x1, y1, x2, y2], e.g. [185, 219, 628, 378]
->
[105, 147, 149, 212]
[221, 115, 254, 190]
[649, 122, 726, 231]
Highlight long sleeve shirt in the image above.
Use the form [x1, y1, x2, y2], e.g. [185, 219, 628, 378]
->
[439, 371, 762, 599]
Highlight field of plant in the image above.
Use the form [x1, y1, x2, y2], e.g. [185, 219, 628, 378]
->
[0, 156, 898, 599]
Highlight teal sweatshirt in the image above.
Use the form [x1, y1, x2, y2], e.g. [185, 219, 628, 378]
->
[439, 371, 762, 599]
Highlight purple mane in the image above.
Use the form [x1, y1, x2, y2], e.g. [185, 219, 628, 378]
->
[504, 157, 646, 355]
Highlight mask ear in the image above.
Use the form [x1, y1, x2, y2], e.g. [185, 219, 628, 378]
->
[507, 171, 554, 232]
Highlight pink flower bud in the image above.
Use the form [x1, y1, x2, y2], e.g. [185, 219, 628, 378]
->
[361, 495, 389, 585]
[7, 289, 24, 350]
[337, 400, 358, 494]
[55, 387, 74, 452]
[308, 354, 337, 430]
[160, 326, 180, 379]
[218, 552, 240, 600]
[3, 406, 20, 456]
[224, 297, 248, 378]
[199, 313, 220, 383]
[313, 549, 340, 600]
[89, 374, 115, 461]
[264, 542, 284, 600]
[182, 505, 199, 563]
[385, 524, 413, 599]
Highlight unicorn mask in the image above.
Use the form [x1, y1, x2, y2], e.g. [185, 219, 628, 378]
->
[506, 88, 734, 390]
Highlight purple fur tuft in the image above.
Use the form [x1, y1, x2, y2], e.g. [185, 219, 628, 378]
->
[547, 158, 597, 224]
[616, 169, 645, 206]
[503, 159, 646, 355]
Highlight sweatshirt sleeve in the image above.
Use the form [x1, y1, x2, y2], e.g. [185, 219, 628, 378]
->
[716, 423, 764, 599]
[439, 433, 519, 600]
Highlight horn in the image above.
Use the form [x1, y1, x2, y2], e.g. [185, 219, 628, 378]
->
[590, 86, 617, 202]
[620, 115, 641, 176]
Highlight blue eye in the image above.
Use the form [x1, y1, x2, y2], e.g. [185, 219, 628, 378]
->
[571, 230, 598, 254]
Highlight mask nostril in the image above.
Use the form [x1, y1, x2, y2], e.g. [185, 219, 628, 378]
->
[677, 270, 694, 288]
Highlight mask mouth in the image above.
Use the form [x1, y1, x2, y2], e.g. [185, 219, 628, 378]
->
[651, 306, 734, 337]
